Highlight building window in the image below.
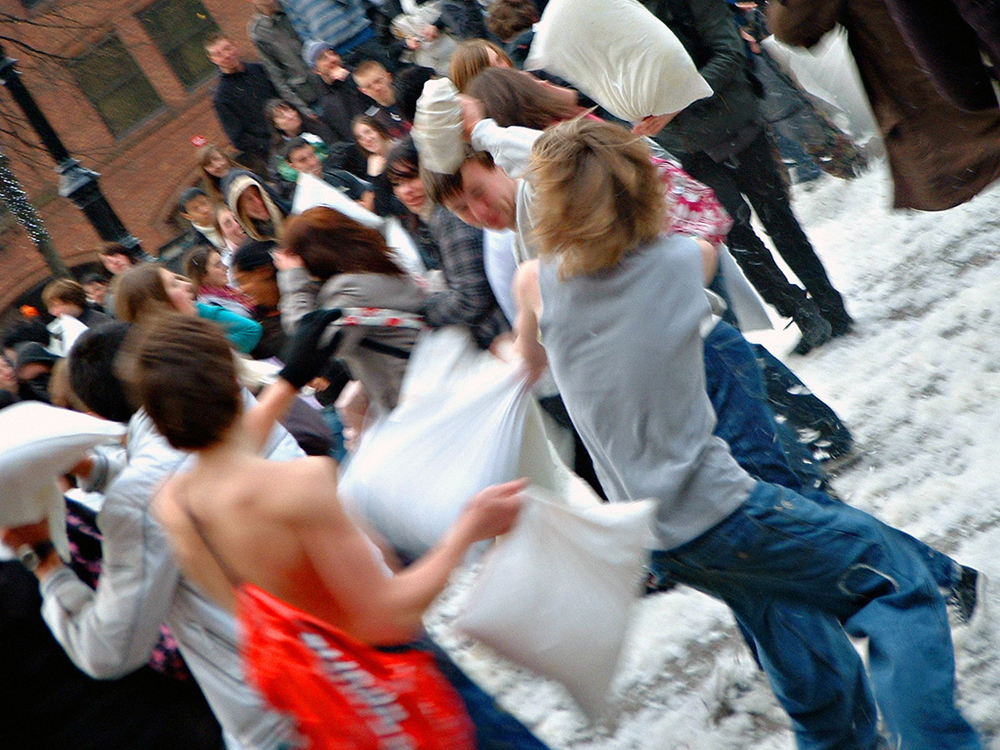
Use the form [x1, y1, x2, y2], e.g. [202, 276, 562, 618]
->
[70, 35, 164, 139]
[137, 0, 220, 90]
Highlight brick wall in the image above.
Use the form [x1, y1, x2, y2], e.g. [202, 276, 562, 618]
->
[0, 0, 261, 310]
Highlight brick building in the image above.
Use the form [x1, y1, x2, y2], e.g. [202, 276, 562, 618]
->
[0, 0, 259, 312]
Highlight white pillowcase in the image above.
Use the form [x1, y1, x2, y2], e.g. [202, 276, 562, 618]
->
[456, 487, 656, 721]
[524, 0, 713, 123]
[0, 401, 125, 526]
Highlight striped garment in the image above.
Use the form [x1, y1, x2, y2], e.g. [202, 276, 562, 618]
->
[283, 0, 373, 54]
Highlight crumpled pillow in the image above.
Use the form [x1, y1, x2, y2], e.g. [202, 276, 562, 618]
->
[412, 77, 466, 175]
[524, 0, 713, 123]
[455, 487, 656, 721]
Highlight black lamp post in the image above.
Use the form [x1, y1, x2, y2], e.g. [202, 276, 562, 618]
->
[0, 42, 142, 256]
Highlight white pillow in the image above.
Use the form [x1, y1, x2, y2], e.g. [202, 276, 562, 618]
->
[412, 77, 466, 174]
[455, 487, 656, 721]
[524, 0, 713, 123]
[0, 402, 125, 528]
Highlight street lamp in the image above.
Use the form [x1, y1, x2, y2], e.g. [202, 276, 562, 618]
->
[0, 42, 142, 256]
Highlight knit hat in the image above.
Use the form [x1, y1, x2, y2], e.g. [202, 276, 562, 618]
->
[13, 342, 59, 373]
[303, 40, 334, 70]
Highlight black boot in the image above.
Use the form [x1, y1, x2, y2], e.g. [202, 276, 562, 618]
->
[791, 299, 832, 354]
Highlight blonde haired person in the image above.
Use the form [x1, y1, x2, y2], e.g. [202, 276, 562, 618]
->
[512, 117, 981, 750]
[447, 39, 513, 93]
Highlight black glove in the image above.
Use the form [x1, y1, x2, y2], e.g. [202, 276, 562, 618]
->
[279, 309, 344, 389]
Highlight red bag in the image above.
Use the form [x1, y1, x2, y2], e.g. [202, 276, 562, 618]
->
[237, 584, 476, 750]
[652, 155, 734, 246]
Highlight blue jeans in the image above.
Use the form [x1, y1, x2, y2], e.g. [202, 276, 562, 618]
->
[417, 639, 549, 750]
[649, 482, 980, 750]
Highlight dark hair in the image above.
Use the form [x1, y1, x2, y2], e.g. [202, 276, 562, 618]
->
[386, 135, 421, 180]
[99, 242, 134, 259]
[421, 150, 495, 205]
[393, 66, 436, 124]
[487, 0, 538, 42]
[280, 136, 314, 163]
[179, 187, 209, 214]
[129, 313, 241, 450]
[351, 115, 391, 155]
[68, 322, 136, 423]
[182, 244, 219, 289]
[81, 273, 109, 286]
[114, 264, 173, 324]
[231, 240, 277, 273]
[283, 207, 404, 281]
[2, 319, 49, 352]
[467, 68, 579, 130]
[203, 31, 230, 50]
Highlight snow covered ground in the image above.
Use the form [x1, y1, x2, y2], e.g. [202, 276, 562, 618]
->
[428, 159, 1000, 749]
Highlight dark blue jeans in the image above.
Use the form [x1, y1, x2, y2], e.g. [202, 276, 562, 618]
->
[417, 638, 549, 750]
[650, 482, 981, 750]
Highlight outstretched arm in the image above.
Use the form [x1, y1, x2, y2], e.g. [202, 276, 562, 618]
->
[512, 260, 547, 386]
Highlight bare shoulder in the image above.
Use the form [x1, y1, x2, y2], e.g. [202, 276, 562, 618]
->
[151, 473, 188, 532]
[254, 456, 344, 521]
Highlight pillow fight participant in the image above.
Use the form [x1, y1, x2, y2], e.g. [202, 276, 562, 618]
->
[0, 321, 305, 750]
[393, 64, 439, 125]
[42, 278, 113, 331]
[639, 0, 852, 355]
[128, 312, 552, 750]
[206, 32, 278, 177]
[510, 117, 982, 750]
[183, 245, 256, 318]
[281, 136, 375, 211]
[114, 263, 262, 356]
[276, 206, 426, 419]
[422, 101, 973, 607]
[486, 0, 539, 67]
[449, 38, 515, 93]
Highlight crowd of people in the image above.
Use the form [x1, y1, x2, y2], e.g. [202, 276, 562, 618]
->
[1, 0, 997, 748]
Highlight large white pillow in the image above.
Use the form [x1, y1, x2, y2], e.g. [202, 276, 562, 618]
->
[524, 0, 713, 123]
[455, 487, 656, 721]
[0, 402, 125, 528]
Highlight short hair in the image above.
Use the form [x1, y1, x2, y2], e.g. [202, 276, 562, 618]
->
[99, 241, 133, 259]
[530, 118, 665, 278]
[487, 0, 538, 42]
[114, 264, 173, 324]
[283, 207, 404, 281]
[353, 59, 388, 84]
[1, 319, 49, 351]
[280, 136, 314, 162]
[393, 65, 436, 124]
[467, 67, 578, 130]
[68, 321, 136, 423]
[448, 40, 513, 93]
[178, 187, 208, 214]
[421, 150, 495, 206]
[81, 273, 109, 287]
[127, 313, 241, 450]
[386, 135, 420, 179]
[42, 278, 88, 310]
[203, 31, 230, 50]
[182, 244, 218, 288]
[231, 240, 277, 273]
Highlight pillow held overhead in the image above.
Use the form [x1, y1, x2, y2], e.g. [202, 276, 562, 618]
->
[524, 0, 713, 123]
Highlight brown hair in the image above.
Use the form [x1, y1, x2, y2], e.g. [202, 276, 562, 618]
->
[98, 241, 133, 259]
[448, 40, 513, 93]
[351, 114, 391, 155]
[128, 313, 241, 450]
[530, 118, 666, 278]
[183, 245, 218, 290]
[420, 150, 495, 206]
[487, 0, 538, 42]
[113, 264, 173, 324]
[352, 59, 388, 84]
[197, 144, 236, 203]
[467, 68, 579, 130]
[203, 31, 230, 50]
[282, 207, 404, 281]
[42, 278, 88, 310]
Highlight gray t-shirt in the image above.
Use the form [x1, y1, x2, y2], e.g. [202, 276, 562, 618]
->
[538, 233, 754, 550]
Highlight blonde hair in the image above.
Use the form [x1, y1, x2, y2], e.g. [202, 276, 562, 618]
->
[448, 39, 513, 93]
[530, 118, 666, 278]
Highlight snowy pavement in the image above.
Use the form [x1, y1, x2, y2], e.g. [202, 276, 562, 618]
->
[428, 159, 1000, 749]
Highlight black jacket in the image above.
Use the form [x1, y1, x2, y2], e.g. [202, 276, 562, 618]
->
[213, 63, 279, 158]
